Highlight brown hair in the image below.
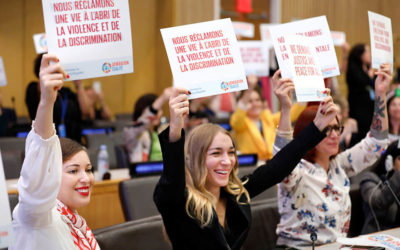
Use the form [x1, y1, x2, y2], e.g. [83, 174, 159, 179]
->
[59, 138, 87, 163]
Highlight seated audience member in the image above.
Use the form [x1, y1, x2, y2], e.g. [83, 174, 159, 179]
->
[346, 43, 375, 141]
[84, 84, 113, 121]
[386, 90, 400, 142]
[359, 140, 400, 234]
[333, 95, 358, 150]
[274, 63, 391, 248]
[230, 71, 305, 161]
[0, 92, 16, 136]
[25, 53, 92, 142]
[153, 80, 338, 250]
[10, 54, 99, 250]
[124, 87, 171, 163]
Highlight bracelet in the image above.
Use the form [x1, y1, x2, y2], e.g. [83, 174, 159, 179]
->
[276, 127, 293, 136]
[149, 105, 158, 115]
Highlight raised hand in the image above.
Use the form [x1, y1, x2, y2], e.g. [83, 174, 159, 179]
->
[39, 54, 68, 106]
[168, 87, 190, 142]
[272, 69, 295, 110]
[374, 63, 392, 96]
[36, 54, 67, 139]
[313, 89, 339, 132]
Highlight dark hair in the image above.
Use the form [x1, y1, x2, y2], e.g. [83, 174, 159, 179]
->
[34, 53, 45, 79]
[60, 138, 87, 163]
[348, 43, 366, 67]
[387, 95, 400, 134]
[372, 140, 400, 178]
[293, 105, 319, 163]
[132, 94, 158, 121]
[238, 86, 263, 102]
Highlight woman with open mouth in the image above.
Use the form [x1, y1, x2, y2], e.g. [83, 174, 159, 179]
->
[10, 54, 99, 250]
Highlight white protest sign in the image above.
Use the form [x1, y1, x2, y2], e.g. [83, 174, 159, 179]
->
[42, 0, 134, 80]
[238, 41, 269, 77]
[284, 35, 325, 102]
[161, 18, 248, 99]
[0, 57, 7, 87]
[331, 31, 346, 46]
[33, 33, 48, 54]
[259, 23, 277, 43]
[0, 152, 13, 248]
[232, 21, 255, 38]
[269, 16, 339, 78]
[368, 11, 393, 70]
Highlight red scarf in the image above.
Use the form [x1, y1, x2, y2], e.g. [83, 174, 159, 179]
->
[56, 200, 99, 250]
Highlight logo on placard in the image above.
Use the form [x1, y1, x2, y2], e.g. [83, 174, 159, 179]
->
[221, 79, 244, 91]
[102, 61, 129, 73]
[221, 81, 229, 91]
[39, 35, 47, 50]
[102, 62, 112, 73]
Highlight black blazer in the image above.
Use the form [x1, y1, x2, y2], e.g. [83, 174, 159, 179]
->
[154, 123, 325, 250]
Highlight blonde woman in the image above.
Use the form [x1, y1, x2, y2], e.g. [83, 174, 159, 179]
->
[153, 84, 338, 250]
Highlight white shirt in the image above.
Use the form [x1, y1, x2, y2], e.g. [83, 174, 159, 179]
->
[9, 125, 81, 250]
[274, 132, 388, 249]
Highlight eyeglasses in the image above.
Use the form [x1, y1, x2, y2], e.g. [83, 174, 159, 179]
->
[323, 125, 344, 136]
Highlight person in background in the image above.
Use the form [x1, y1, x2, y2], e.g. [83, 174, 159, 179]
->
[274, 63, 391, 248]
[10, 54, 99, 250]
[154, 83, 337, 250]
[333, 95, 358, 150]
[346, 43, 375, 141]
[25, 53, 92, 142]
[386, 90, 400, 142]
[0, 92, 16, 136]
[84, 84, 113, 121]
[359, 140, 400, 234]
[124, 87, 172, 163]
[230, 72, 305, 161]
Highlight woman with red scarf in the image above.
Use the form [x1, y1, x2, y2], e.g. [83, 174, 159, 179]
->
[10, 54, 99, 250]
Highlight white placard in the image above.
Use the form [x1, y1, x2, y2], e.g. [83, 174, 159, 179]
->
[338, 234, 400, 250]
[0, 57, 7, 87]
[232, 21, 255, 38]
[42, 0, 134, 80]
[161, 18, 248, 99]
[238, 41, 269, 77]
[33, 33, 48, 54]
[259, 23, 277, 42]
[269, 16, 339, 78]
[331, 31, 346, 46]
[0, 152, 13, 248]
[284, 35, 325, 102]
[368, 11, 393, 70]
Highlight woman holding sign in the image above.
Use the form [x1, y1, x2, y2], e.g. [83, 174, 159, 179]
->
[153, 82, 337, 249]
[274, 64, 391, 248]
[10, 54, 99, 250]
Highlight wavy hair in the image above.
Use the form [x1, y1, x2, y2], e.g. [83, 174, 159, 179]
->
[184, 123, 249, 227]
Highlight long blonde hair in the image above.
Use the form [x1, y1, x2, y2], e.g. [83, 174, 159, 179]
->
[184, 123, 250, 227]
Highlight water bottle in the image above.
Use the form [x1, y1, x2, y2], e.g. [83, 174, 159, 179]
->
[97, 144, 109, 181]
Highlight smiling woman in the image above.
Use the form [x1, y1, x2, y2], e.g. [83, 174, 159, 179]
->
[9, 54, 99, 250]
[153, 85, 338, 250]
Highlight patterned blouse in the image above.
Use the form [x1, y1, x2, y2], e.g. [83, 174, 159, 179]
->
[274, 130, 388, 249]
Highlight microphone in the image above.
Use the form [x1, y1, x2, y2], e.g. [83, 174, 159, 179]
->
[310, 231, 317, 250]
[382, 154, 400, 207]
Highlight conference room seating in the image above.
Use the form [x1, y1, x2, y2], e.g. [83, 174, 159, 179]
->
[119, 176, 160, 221]
[2, 150, 23, 179]
[8, 193, 18, 215]
[85, 133, 118, 169]
[94, 215, 171, 250]
[0, 137, 25, 151]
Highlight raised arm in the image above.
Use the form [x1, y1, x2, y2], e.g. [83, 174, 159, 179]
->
[272, 69, 294, 133]
[35, 54, 67, 137]
[154, 87, 190, 211]
[74, 80, 95, 120]
[16, 54, 67, 225]
[370, 63, 392, 137]
[245, 94, 339, 197]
